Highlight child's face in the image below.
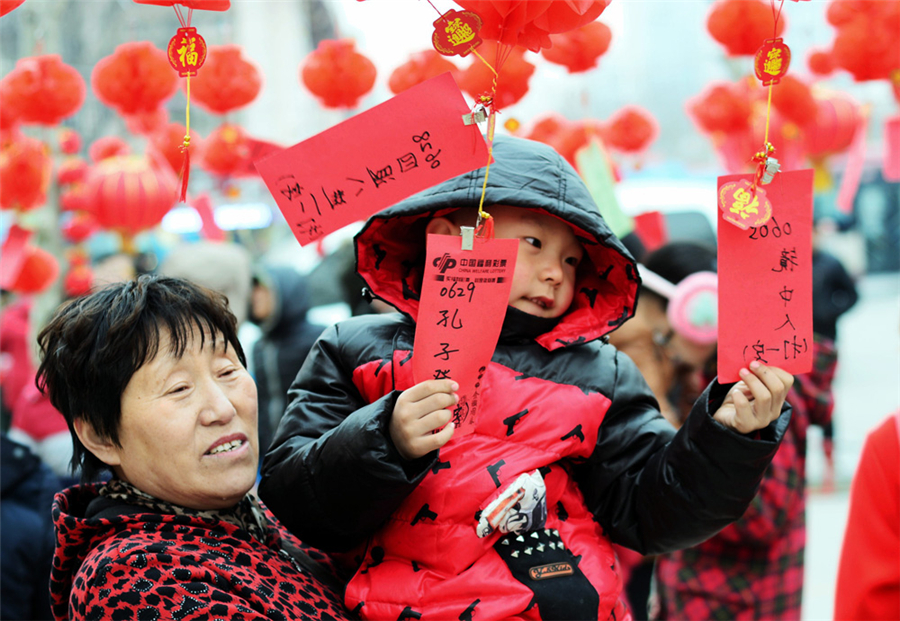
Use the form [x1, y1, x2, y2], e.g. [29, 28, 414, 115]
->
[490, 206, 584, 319]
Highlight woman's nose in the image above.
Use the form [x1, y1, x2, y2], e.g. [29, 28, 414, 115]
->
[199, 381, 237, 425]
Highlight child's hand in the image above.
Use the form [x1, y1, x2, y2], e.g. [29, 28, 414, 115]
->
[713, 361, 794, 434]
[389, 380, 458, 460]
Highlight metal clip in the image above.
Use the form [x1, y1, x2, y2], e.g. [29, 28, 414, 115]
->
[462, 105, 488, 126]
[460, 226, 475, 250]
[760, 157, 781, 185]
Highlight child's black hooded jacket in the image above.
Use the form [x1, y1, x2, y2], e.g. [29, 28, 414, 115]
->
[259, 136, 790, 621]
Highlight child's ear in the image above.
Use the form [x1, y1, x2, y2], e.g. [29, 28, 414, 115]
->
[73, 418, 122, 468]
[426, 217, 460, 237]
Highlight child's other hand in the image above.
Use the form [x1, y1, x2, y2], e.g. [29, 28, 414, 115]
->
[713, 362, 794, 434]
[390, 379, 458, 460]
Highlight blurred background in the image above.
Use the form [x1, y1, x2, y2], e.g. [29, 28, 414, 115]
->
[1, 2, 898, 619]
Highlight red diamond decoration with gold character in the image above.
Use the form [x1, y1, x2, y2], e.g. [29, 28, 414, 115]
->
[754, 38, 791, 86]
[432, 9, 483, 58]
[167, 26, 207, 77]
[718, 180, 773, 229]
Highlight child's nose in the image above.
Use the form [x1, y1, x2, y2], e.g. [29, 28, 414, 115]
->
[541, 259, 564, 283]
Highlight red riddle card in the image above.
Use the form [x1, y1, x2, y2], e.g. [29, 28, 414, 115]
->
[717, 169, 814, 383]
[255, 72, 489, 246]
[413, 233, 518, 436]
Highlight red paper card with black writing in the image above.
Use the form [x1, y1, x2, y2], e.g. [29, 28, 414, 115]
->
[255, 72, 489, 246]
[717, 169, 813, 383]
[413, 233, 517, 436]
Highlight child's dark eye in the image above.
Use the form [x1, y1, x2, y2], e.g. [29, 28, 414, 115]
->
[565, 256, 580, 267]
[523, 237, 542, 249]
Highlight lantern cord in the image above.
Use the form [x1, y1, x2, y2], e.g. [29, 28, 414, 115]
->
[763, 0, 786, 146]
[179, 73, 192, 202]
[173, 5, 186, 28]
[425, 0, 442, 17]
[470, 48, 501, 237]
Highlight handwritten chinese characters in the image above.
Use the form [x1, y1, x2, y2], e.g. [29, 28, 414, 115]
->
[255, 73, 488, 246]
[717, 170, 813, 382]
[413, 234, 518, 436]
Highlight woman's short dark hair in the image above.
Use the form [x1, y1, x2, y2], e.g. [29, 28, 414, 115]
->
[642, 241, 718, 308]
[36, 275, 246, 482]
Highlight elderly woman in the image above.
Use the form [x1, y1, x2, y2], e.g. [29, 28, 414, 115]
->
[37, 275, 352, 621]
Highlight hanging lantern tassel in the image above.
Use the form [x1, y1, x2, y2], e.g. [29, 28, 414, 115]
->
[166, 6, 207, 203]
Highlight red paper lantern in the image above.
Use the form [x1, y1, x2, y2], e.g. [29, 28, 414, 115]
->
[132, 0, 230, 9]
[522, 114, 603, 168]
[189, 45, 262, 114]
[0, 55, 86, 126]
[0, 0, 26, 16]
[0, 135, 51, 212]
[58, 128, 82, 154]
[770, 75, 816, 126]
[63, 262, 94, 298]
[454, 0, 610, 52]
[60, 183, 89, 212]
[457, 41, 535, 108]
[56, 158, 89, 186]
[84, 155, 178, 237]
[89, 136, 131, 163]
[389, 50, 458, 95]
[707, 0, 786, 57]
[543, 21, 612, 73]
[688, 82, 752, 134]
[61, 212, 99, 244]
[804, 91, 861, 157]
[0, 89, 19, 133]
[7, 246, 59, 294]
[602, 106, 658, 153]
[301, 39, 376, 109]
[827, 0, 900, 82]
[91, 42, 178, 115]
[124, 106, 169, 136]
[151, 122, 201, 175]
[808, 49, 836, 76]
[200, 123, 249, 178]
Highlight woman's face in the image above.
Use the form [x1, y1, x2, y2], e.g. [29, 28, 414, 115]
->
[107, 327, 259, 510]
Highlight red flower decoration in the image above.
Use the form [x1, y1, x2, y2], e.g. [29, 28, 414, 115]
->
[92, 42, 178, 115]
[301, 39, 376, 109]
[0, 55, 86, 126]
[542, 20, 612, 73]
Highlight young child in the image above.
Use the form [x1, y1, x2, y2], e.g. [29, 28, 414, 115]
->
[259, 135, 793, 621]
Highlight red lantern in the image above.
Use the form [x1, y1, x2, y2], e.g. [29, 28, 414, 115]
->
[151, 122, 201, 175]
[0, 89, 19, 133]
[58, 128, 82, 154]
[61, 212, 99, 244]
[389, 50, 458, 95]
[522, 114, 603, 168]
[602, 106, 658, 153]
[84, 155, 178, 237]
[56, 158, 89, 186]
[770, 75, 816, 126]
[0, 135, 51, 212]
[707, 0, 786, 57]
[0, 55, 86, 126]
[301, 39, 376, 109]
[827, 1, 900, 82]
[60, 183, 89, 212]
[124, 106, 169, 136]
[63, 262, 94, 298]
[91, 42, 178, 115]
[454, 0, 610, 52]
[200, 123, 249, 178]
[688, 82, 752, 134]
[808, 49, 836, 76]
[457, 41, 535, 108]
[0, 0, 26, 16]
[804, 91, 861, 157]
[189, 44, 262, 114]
[89, 136, 131, 163]
[543, 21, 612, 73]
[8, 246, 59, 294]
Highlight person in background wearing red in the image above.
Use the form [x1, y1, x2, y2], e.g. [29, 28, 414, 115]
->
[834, 410, 900, 620]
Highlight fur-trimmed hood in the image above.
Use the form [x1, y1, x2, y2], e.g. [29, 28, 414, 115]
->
[354, 135, 639, 350]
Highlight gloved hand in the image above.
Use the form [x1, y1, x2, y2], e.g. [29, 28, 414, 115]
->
[476, 469, 547, 538]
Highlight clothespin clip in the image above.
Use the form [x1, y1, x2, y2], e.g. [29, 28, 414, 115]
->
[760, 157, 781, 185]
[460, 226, 475, 251]
[462, 103, 488, 126]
